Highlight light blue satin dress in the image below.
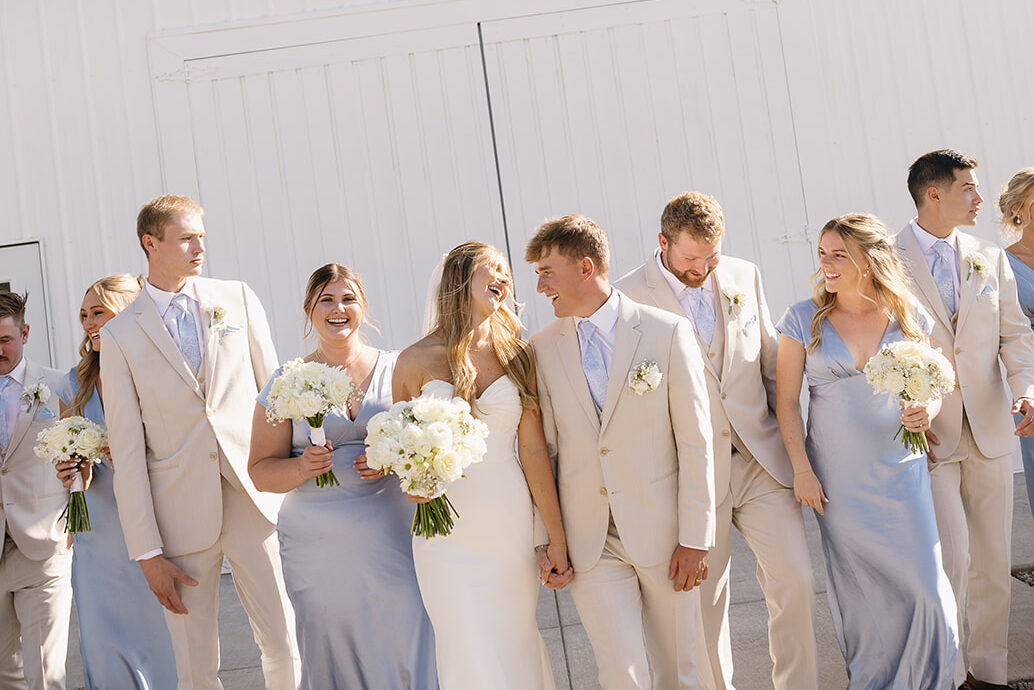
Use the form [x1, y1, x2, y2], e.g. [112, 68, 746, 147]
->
[57, 369, 177, 690]
[1007, 250, 1034, 524]
[777, 301, 958, 689]
[257, 352, 438, 690]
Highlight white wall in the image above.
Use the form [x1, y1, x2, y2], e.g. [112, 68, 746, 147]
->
[2, 0, 1033, 367]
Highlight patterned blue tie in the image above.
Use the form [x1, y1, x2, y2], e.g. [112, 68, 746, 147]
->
[577, 320, 608, 412]
[689, 287, 715, 345]
[0, 376, 10, 448]
[172, 293, 202, 372]
[932, 240, 956, 314]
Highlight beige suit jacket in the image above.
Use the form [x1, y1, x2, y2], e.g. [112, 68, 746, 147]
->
[101, 277, 280, 559]
[615, 255, 793, 503]
[532, 291, 715, 572]
[895, 225, 1034, 459]
[0, 359, 67, 562]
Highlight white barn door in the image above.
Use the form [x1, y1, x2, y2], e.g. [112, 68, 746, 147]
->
[480, 0, 815, 331]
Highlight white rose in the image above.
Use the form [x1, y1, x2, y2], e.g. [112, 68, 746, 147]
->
[295, 391, 324, 419]
[882, 371, 907, 396]
[424, 421, 453, 450]
[401, 424, 431, 457]
[412, 397, 448, 423]
[327, 375, 355, 407]
[643, 367, 663, 389]
[903, 373, 933, 402]
[432, 448, 465, 482]
[629, 378, 648, 395]
[76, 428, 104, 455]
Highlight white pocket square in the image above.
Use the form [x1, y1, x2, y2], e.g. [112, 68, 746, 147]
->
[34, 406, 56, 421]
[221, 324, 242, 337]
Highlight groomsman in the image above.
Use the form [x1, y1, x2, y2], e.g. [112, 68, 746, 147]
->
[616, 192, 818, 690]
[101, 195, 300, 689]
[0, 292, 69, 690]
[527, 215, 715, 688]
[895, 150, 1034, 690]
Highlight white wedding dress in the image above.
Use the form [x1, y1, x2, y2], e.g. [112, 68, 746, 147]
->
[412, 377, 555, 690]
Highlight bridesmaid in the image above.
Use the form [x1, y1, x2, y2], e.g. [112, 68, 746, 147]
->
[248, 264, 437, 690]
[54, 274, 178, 690]
[774, 215, 958, 688]
[999, 166, 1034, 525]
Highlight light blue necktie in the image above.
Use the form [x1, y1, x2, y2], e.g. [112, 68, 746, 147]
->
[0, 376, 10, 448]
[577, 320, 608, 412]
[931, 240, 956, 314]
[689, 287, 715, 345]
[172, 293, 202, 372]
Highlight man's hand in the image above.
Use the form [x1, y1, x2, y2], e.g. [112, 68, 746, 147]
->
[140, 555, 198, 614]
[669, 545, 708, 592]
[536, 545, 574, 590]
[1014, 398, 1034, 437]
[926, 431, 941, 470]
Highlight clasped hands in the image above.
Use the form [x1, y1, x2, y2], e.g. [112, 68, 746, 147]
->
[536, 543, 573, 590]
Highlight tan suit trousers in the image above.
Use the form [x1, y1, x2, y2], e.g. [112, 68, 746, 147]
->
[0, 536, 72, 690]
[570, 515, 702, 689]
[164, 478, 299, 690]
[699, 452, 817, 690]
[930, 420, 1013, 686]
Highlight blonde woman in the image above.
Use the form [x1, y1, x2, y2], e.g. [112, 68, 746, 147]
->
[1000, 167, 1034, 525]
[774, 215, 957, 688]
[53, 275, 177, 689]
[393, 242, 570, 690]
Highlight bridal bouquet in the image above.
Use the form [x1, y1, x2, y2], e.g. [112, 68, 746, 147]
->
[365, 393, 489, 537]
[264, 358, 359, 487]
[863, 340, 956, 454]
[34, 416, 108, 533]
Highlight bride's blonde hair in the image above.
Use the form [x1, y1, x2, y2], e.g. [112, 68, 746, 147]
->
[431, 242, 538, 412]
[808, 214, 923, 352]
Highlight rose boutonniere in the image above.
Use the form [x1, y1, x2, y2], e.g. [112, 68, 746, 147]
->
[209, 306, 227, 331]
[721, 287, 747, 316]
[21, 381, 51, 412]
[964, 253, 989, 282]
[628, 361, 663, 396]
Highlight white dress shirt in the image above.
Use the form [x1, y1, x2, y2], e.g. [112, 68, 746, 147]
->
[576, 288, 620, 375]
[1, 357, 27, 443]
[655, 249, 716, 325]
[911, 220, 961, 307]
[145, 279, 205, 351]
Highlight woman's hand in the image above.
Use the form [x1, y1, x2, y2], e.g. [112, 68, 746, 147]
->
[537, 542, 574, 590]
[900, 399, 932, 433]
[295, 442, 334, 481]
[406, 494, 432, 504]
[55, 460, 92, 491]
[794, 469, 828, 515]
[353, 453, 385, 481]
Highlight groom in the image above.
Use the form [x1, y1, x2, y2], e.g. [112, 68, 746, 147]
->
[527, 214, 715, 689]
[101, 195, 299, 689]
[896, 150, 1034, 690]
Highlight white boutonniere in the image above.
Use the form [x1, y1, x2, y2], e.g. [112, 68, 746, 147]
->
[721, 287, 747, 316]
[21, 381, 51, 412]
[964, 253, 988, 282]
[207, 306, 228, 334]
[628, 361, 663, 395]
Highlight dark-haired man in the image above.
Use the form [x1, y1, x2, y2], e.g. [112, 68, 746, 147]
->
[0, 292, 68, 689]
[896, 150, 1034, 690]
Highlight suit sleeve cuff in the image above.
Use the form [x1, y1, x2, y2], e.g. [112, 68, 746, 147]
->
[679, 543, 708, 551]
[134, 548, 163, 561]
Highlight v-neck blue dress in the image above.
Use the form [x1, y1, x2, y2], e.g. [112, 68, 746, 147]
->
[1006, 250, 1034, 525]
[257, 352, 437, 690]
[777, 301, 958, 689]
[57, 369, 177, 690]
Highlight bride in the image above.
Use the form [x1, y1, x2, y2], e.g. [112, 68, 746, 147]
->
[390, 241, 572, 689]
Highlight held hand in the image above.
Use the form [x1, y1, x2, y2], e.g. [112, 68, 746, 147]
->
[55, 460, 92, 491]
[353, 453, 385, 481]
[1014, 398, 1034, 437]
[140, 555, 198, 615]
[669, 545, 708, 592]
[536, 545, 573, 590]
[407, 494, 433, 504]
[926, 431, 941, 470]
[793, 470, 829, 515]
[296, 442, 334, 481]
[899, 399, 932, 433]
[103, 447, 113, 467]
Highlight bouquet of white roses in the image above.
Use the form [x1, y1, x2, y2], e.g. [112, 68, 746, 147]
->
[34, 416, 108, 533]
[365, 393, 489, 537]
[264, 358, 359, 487]
[863, 339, 956, 454]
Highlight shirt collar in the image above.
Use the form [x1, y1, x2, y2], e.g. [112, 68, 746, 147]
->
[5, 357, 26, 386]
[911, 220, 959, 255]
[655, 247, 714, 298]
[581, 287, 620, 338]
[145, 278, 199, 316]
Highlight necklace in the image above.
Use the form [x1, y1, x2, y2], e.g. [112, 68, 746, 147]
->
[314, 347, 365, 370]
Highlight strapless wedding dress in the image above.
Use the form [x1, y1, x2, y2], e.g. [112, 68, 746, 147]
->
[411, 377, 555, 690]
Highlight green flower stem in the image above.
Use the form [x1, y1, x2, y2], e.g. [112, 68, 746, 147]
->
[411, 495, 460, 538]
[893, 424, 930, 455]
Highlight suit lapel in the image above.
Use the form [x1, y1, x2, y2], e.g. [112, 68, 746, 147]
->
[644, 254, 686, 315]
[5, 360, 41, 459]
[134, 293, 204, 399]
[954, 233, 980, 333]
[897, 225, 954, 330]
[554, 319, 601, 429]
[600, 294, 641, 435]
[194, 280, 219, 387]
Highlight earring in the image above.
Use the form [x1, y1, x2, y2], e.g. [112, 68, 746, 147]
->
[863, 268, 870, 277]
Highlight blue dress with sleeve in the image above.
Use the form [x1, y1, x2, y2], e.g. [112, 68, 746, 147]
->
[1006, 250, 1034, 525]
[57, 368, 177, 689]
[776, 301, 958, 689]
[256, 351, 437, 690]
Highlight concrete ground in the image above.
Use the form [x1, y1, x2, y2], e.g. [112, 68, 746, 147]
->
[64, 478, 1034, 689]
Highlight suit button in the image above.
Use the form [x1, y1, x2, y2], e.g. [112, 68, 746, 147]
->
[709, 351, 717, 358]
[0, 467, 7, 475]
[599, 488, 608, 496]
[955, 347, 962, 354]
[209, 453, 218, 462]
[720, 430, 730, 438]
[600, 447, 610, 456]
[720, 392, 727, 400]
